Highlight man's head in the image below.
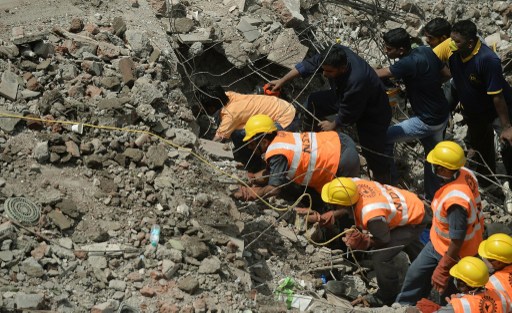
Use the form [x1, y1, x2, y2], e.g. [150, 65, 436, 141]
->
[449, 256, 489, 293]
[450, 20, 478, 56]
[383, 28, 411, 59]
[427, 141, 466, 181]
[479, 233, 512, 271]
[321, 46, 349, 79]
[243, 114, 278, 154]
[321, 177, 359, 209]
[423, 18, 451, 48]
[195, 85, 229, 115]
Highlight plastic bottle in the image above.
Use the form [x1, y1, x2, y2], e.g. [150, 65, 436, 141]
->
[150, 224, 160, 247]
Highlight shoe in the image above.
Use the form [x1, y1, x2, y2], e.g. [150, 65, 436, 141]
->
[504, 182, 512, 214]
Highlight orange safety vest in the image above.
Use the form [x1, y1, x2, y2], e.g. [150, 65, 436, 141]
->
[352, 179, 425, 229]
[486, 265, 512, 299]
[430, 167, 484, 257]
[450, 289, 512, 313]
[265, 131, 341, 193]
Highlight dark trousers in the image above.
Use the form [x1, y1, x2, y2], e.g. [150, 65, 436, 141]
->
[465, 114, 512, 187]
[303, 90, 391, 184]
[373, 224, 426, 305]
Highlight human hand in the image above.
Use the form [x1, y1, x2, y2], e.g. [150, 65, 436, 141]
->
[431, 254, 457, 293]
[318, 120, 336, 131]
[500, 126, 512, 146]
[268, 79, 284, 92]
[233, 186, 261, 201]
[342, 229, 372, 250]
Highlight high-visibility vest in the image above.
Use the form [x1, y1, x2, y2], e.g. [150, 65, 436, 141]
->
[430, 167, 484, 257]
[265, 131, 341, 192]
[450, 289, 512, 313]
[486, 265, 512, 299]
[352, 179, 425, 229]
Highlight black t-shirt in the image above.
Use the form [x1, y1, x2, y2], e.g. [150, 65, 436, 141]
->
[390, 46, 450, 125]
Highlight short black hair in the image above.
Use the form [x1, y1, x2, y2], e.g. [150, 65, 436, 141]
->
[383, 28, 411, 50]
[452, 20, 478, 41]
[322, 46, 348, 68]
[195, 85, 229, 111]
[424, 18, 451, 38]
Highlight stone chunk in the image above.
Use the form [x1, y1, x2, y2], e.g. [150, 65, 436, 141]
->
[48, 210, 73, 230]
[198, 257, 221, 274]
[267, 28, 308, 69]
[0, 71, 19, 101]
[177, 276, 199, 294]
[184, 237, 209, 260]
[169, 18, 194, 33]
[125, 30, 153, 59]
[33, 141, 50, 163]
[0, 109, 21, 133]
[69, 18, 84, 33]
[112, 17, 127, 37]
[15, 293, 44, 310]
[21, 257, 45, 277]
[109, 279, 126, 291]
[199, 139, 233, 160]
[236, 18, 260, 42]
[12, 32, 47, 45]
[118, 57, 135, 86]
[146, 145, 167, 168]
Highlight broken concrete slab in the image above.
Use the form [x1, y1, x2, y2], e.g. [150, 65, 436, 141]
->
[177, 33, 212, 44]
[267, 28, 309, 69]
[237, 18, 261, 42]
[168, 18, 195, 34]
[12, 32, 48, 45]
[112, 16, 127, 37]
[48, 210, 73, 230]
[0, 110, 21, 132]
[118, 57, 135, 86]
[0, 71, 19, 101]
[199, 139, 234, 160]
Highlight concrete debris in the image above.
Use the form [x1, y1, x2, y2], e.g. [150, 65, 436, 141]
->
[267, 28, 308, 69]
[0, 71, 19, 101]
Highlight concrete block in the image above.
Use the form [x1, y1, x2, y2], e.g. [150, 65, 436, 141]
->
[118, 57, 135, 86]
[237, 18, 260, 42]
[199, 139, 233, 160]
[267, 28, 308, 69]
[177, 33, 212, 44]
[0, 71, 19, 101]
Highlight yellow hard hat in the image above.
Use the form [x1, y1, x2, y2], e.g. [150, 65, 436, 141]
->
[426, 141, 466, 170]
[478, 233, 512, 264]
[321, 177, 359, 206]
[243, 114, 278, 142]
[449, 256, 489, 287]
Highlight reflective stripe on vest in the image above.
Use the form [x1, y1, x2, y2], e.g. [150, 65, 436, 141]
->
[458, 298, 471, 313]
[489, 275, 506, 294]
[430, 167, 483, 256]
[267, 133, 302, 180]
[356, 180, 420, 229]
[304, 133, 318, 185]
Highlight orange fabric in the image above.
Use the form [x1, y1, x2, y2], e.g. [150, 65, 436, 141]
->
[264, 131, 340, 193]
[430, 167, 484, 257]
[352, 179, 425, 229]
[486, 265, 512, 299]
[450, 289, 512, 313]
[215, 92, 296, 139]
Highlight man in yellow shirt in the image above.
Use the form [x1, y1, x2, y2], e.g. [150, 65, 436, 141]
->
[196, 85, 298, 171]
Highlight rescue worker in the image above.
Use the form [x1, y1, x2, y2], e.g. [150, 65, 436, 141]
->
[423, 18, 452, 49]
[414, 257, 512, 313]
[376, 28, 450, 201]
[232, 114, 360, 201]
[479, 233, 512, 298]
[315, 177, 428, 306]
[195, 85, 298, 172]
[396, 141, 484, 305]
[269, 45, 392, 184]
[448, 20, 512, 212]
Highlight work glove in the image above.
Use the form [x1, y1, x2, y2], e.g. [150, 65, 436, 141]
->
[342, 229, 372, 250]
[416, 298, 441, 313]
[233, 186, 261, 201]
[295, 208, 338, 227]
[432, 254, 458, 293]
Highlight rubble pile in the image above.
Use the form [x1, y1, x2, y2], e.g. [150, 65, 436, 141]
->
[0, 0, 511, 312]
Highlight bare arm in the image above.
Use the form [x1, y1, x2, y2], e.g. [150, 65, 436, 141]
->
[492, 93, 512, 145]
[375, 67, 393, 79]
[269, 68, 300, 92]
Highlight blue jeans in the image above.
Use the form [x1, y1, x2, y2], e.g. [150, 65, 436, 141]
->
[396, 241, 455, 305]
[386, 116, 447, 201]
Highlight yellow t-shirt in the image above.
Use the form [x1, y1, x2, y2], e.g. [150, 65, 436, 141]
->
[433, 38, 452, 63]
[216, 92, 296, 139]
